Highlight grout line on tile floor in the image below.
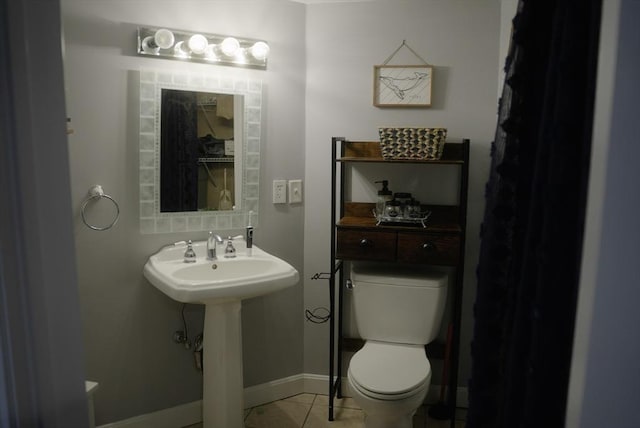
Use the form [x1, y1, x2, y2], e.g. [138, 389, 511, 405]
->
[299, 394, 317, 428]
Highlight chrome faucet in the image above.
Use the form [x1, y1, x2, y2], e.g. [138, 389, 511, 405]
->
[207, 232, 224, 260]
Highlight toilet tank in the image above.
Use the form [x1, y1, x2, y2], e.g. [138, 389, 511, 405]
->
[350, 263, 448, 345]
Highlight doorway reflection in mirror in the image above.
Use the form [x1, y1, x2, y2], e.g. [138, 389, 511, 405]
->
[160, 89, 236, 212]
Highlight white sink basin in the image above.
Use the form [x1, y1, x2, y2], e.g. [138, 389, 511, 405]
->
[144, 239, 299, 303]
[143, 238, 299, 428]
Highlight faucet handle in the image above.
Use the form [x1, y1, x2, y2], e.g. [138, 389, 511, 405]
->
[224, 237, 237, 258]
[184, 240, 197, 263]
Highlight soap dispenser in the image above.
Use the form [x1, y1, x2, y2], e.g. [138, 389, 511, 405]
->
[375, 180, 393, 217]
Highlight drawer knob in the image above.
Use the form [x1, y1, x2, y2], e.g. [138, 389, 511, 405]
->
[422, 241, 437, 252]
[359, 238, 373, 247]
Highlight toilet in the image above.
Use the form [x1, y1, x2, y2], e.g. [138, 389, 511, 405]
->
[347, 263, 448, 428]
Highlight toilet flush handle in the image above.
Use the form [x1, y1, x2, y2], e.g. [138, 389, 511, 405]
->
[346, 279, 354, 290]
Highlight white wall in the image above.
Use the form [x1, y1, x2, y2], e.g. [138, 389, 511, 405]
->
[61, 0, 306, 424]
[567, 0, 640, 426]
[303, 1, 501, 387]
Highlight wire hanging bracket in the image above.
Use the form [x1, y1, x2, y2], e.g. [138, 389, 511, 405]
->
[381, 39, 430, 66]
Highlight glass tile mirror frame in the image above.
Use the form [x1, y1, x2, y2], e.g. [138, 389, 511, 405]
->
[139, 69, 261, 234]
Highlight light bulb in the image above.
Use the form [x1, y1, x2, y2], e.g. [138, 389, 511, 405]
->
[220, 37, 240, 57]
[141, 36, 160, 54]
[249, 41, 270, 61]
[188, 34, 208, 55]
[173, 41, 189, 57]
[154, 29, 175, 49]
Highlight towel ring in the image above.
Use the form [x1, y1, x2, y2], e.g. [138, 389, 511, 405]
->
[81, 185, 120, 231]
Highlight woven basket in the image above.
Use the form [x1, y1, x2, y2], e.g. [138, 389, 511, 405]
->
[378, 127, 447, 160]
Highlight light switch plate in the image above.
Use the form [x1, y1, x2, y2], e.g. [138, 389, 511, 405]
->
[288, 179, 302, 203]
[273, 180, 287, 204]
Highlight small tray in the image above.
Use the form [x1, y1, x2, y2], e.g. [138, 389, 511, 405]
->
[374, 210, 432, 228]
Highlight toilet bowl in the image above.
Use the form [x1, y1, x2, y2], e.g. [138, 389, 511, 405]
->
[347, 263, 447, 428]
[347, 341, 431, 428]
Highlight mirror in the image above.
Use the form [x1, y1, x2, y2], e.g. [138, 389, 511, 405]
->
[160, 89, 241, 213]
[139, 70, 262, 234]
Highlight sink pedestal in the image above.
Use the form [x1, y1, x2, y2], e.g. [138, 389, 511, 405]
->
[203, 300, 244, 428]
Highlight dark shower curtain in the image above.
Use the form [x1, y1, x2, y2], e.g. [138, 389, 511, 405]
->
[467, 1, 602, 427]
[160, 89, 200, 212]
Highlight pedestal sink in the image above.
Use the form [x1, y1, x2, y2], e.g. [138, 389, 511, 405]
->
[143, 239, 299, 428]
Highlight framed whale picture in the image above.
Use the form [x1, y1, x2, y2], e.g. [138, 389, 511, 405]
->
[373, 65, 432, 108]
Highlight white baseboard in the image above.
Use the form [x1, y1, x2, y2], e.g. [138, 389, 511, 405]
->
[98, 374, 468, 427]
[244, 373, 305, 408]
[97, 400, 202, 428]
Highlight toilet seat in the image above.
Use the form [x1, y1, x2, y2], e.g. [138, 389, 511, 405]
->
[348, 341, 430, 401]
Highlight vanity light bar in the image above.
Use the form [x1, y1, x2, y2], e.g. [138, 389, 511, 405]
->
[137, 27, 270, 70]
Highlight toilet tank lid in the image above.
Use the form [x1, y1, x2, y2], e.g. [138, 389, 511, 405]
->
[351, 263, 448, 288]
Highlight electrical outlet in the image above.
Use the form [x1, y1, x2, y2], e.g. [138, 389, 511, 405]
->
[288, 179, 303, 203]
[273, 180, 287, 204]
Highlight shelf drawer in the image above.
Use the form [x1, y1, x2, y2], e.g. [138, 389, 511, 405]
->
[336, 229, 396, 261]
[397, 232, 460, 265]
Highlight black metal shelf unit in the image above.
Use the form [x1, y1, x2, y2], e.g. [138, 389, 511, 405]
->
[328, 137, 470, 428]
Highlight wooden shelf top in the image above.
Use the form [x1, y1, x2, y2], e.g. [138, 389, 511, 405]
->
[336, 140, 467, 164]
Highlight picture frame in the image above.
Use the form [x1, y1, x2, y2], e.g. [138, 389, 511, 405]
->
[373, 65, 432, 108]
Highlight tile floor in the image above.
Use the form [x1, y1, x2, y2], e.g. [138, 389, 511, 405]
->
[186, 393, 466, 428]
